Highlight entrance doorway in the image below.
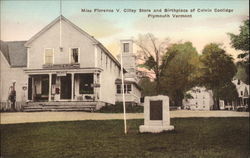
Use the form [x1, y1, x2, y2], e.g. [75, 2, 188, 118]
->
[60, 74, 72, 99]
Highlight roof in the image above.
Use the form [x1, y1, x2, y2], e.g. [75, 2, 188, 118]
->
[25, 15, 126, 72]
[0, 40, 10, 64]
[0, 40, 27, 67]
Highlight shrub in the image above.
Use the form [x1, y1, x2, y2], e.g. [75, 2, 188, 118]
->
[98, 102, 143, 113]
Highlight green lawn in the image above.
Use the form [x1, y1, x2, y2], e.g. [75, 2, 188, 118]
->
[1, 118, 249, 158]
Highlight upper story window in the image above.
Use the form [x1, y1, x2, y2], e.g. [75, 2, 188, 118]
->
[123, 43, 129, 53]
[44, 48, 53, 64]
[101, 51, 103, 65]
[70, 48, 79, 64]
[106, 56, 108, 68]
[110, 60, 112, 70]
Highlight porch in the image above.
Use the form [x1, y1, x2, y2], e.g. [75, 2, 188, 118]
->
[26, 69, 101, 103]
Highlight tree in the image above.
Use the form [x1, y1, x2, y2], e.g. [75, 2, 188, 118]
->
[200, 43, 237, 110]
[235, 63, 248, 83]
[228, 20, 249, 57]
[136, 33, 172, 94]
[138, 77, 157, 97]
[228, 19, 249, 83]
[217, 82, 238, 103]
[160, 42, 200, 106]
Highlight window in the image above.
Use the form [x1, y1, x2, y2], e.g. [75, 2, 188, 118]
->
[126, 84, 132, 93]
[116, 84, 132, 94]
[44, 48, 53, 64]
[106, 56, 108, 68]
[101, 51, 103, 65]
[123, 43, 129, 52]
[79, 74, 93, 94]
[117, 85, 121, 94]
[237, 79, 240, 85]
[70, 48, 79, 63]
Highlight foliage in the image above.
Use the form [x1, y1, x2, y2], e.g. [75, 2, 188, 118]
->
[217, 82, 238, 102]
[138, 77, 157, 96]
[200, 43, 237, 109]
[228, 19, 249, 84]
[184, 93, 194, 101]
[160, 42, 200, 106]
[228, 19, 249, 56]
[1, 118, 249, 158]
[235, 63, 249, 83]
[97, 102, 143, 113]
[136, 33, 171, 94]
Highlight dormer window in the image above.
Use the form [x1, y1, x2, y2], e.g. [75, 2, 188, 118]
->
[123, 43, 129, 53]
[70, 48, 79, 64]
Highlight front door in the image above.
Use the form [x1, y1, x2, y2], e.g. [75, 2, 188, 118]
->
[60, 75, 72, 99]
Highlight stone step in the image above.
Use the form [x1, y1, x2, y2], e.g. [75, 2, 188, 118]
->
[23, 104, 96, 112]
[23, 107, 95, 112]
[23, 105, 95, 108]
[23, 108, 95, 112]
[27, 102, 97, 106]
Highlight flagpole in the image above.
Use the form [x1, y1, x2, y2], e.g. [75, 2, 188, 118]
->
[59, 0, 62, 49]
[120, 51, 127, 134]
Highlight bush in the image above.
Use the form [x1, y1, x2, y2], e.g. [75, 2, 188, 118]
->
[98, 102, 143, 113]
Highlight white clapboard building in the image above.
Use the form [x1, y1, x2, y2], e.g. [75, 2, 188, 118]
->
[183, 87, 214, 110]
[0, 15, 141, 111]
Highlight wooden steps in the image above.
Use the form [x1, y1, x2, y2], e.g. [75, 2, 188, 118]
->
[23, 101, 97, 112]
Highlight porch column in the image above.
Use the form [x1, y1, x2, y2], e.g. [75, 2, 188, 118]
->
[48, 73, 52, 101]
[71, 73, 75, 101]
[32, 77, 35, 101]
[94, 73, 100, 101]
[27, 75, 31, 101]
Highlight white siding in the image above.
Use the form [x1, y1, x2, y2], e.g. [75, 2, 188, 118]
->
[28, 20, 95, 69]
[0, 53, 27, 103]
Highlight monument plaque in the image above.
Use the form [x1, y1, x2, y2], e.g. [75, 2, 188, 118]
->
[150, 101, 162, 120]
[139, 95, 174, 133]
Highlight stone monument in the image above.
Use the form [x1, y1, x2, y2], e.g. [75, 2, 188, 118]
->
[139, 95, 174, 133]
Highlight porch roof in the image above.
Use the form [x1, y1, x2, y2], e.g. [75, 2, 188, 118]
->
[24, 67, 102, 74]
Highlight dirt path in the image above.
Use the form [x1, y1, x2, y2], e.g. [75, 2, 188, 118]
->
[0, 110, 249, 124]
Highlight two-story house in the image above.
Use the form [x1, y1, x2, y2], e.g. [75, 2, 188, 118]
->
[0, 15, 133, 111]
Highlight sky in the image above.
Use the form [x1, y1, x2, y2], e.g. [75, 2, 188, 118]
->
[0, 0, 249, 58]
